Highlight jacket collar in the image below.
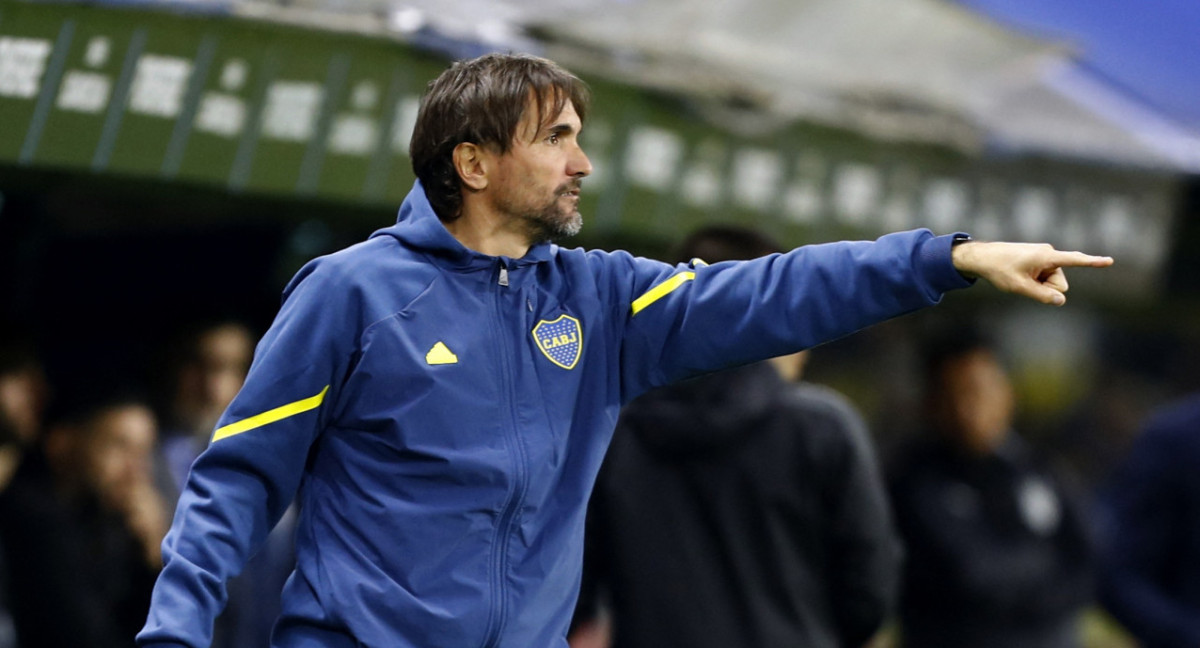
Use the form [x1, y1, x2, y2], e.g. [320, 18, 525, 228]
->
[370, 181, 555, 272]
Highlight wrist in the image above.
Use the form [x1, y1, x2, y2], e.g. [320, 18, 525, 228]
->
[951, 236, 980, 279]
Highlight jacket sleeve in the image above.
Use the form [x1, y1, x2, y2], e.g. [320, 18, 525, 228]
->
[806, 388, 903, 646]
[615, 229, 970, 402]
[137, 258, 361, 648]
[1099, 421, 1200, 648]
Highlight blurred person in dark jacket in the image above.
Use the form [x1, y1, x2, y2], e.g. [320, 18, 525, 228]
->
[1098, 393, 1200, 648]
[0, 386, 165, 648]
[888, 326, 1093, 648]
[571, 225, 903, 648]
[0, 329, 49, 484]
[0, 330, 49, 648]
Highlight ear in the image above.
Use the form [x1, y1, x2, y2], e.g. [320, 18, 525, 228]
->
[453, 142, 490, 191]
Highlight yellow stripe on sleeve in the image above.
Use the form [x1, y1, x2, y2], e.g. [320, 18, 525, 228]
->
[631, 271, 695, 316]
[211, 385, 330, 442]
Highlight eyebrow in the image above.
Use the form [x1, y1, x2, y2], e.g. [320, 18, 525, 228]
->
[545, 123, 576, 137]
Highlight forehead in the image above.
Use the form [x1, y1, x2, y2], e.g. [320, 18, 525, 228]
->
[943, 349, 1005, 380]
[90, 405, 155, 443]
[516, 94, 582, 136]
[197, 326, 253, 362]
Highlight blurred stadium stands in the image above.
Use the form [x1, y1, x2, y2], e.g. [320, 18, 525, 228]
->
[1, 0, 1197, 422]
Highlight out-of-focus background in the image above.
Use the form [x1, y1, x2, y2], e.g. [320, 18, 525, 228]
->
[0, 0, 1197, 646]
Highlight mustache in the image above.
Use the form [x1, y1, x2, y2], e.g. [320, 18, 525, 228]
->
[557, 180, 583, 194]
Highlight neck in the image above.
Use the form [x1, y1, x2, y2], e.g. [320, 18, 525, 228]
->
[445, 205, 533, 258]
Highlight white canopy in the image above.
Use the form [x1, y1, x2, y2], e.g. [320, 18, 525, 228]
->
[258, 0, 1200, 172]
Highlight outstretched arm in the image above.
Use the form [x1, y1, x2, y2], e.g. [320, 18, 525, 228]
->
[951, 240, 1114, 306]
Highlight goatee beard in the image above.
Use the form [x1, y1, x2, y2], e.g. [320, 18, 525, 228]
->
[528, 208, 582, 243]
[524, 183, 583, 244]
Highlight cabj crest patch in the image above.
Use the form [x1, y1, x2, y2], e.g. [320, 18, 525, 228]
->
[532, 314, 582, 370]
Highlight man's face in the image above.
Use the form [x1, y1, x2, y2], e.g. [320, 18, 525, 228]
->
[938, 349, 1014, 454]
[489, 99, 592, 243]
[176, 324, 253, 433]
[82, 404, 157, 511]
[0, 367, 46, 445]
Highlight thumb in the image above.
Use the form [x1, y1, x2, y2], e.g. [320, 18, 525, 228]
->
[1040, 267, 1069, 293]
[1025, 280, 1067, 306]
[1000, 269, 1067, 305]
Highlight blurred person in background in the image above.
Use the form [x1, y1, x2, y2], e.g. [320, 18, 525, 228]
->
[1097, 392, 1200, 647]
[888, 326, 1094, 648]
[157, 319, 255, 496]
[570, 225, 902, 648]
[137, 52, 1112, 648]
[154, 319, 296, 648]
[0, 386, 165, 648]
[0, 330, 48, 648]
[0, 329, 49, 483]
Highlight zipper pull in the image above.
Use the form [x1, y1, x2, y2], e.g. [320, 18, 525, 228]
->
[498, 266, 509, 287]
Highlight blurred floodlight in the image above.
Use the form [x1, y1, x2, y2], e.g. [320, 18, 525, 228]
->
[388, 6, 425, 34]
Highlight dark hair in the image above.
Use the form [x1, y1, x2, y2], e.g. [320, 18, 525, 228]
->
[921, 323, 997, 389]
[0, 325, 40, 376]
[409, 53, 590, 222]
[675, 225, 784, 264]
[50, 385, 147, 425]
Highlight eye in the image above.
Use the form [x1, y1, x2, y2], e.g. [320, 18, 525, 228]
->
[547, 133, 560, 145]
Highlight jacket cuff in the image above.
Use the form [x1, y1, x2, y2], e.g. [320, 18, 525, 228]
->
[917, 231, 975, 295]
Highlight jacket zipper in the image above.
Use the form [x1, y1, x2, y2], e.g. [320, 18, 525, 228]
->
[481, 259, 529, 648]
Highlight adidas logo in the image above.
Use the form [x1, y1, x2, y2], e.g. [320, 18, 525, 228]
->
[425, 341, 458, 365]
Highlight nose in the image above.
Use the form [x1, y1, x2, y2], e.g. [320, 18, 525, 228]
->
[569, 143, 592, 178]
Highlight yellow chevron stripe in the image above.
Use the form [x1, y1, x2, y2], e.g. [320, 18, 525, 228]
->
[631, 271, 695, 316]
[211, 385, 329, 442]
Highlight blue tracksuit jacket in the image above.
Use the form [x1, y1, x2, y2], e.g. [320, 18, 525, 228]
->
[138, 182, 971, 648]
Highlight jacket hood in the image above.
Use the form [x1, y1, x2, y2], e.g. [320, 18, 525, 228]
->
[620, 362, 788, 459]
[369, 181, 555, 271]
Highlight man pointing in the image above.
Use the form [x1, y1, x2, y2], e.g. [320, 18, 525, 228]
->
[138, 53, 1111, 648]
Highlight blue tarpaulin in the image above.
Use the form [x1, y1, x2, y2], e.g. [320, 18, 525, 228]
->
[960, 0, 1200, 138]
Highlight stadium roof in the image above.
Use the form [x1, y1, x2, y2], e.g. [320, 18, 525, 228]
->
[237, 0, 1200, 172]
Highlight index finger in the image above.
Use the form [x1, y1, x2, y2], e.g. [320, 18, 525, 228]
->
[1049, 251, 1114, 268]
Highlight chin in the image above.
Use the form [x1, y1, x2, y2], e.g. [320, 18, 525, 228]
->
[543, 209, 581, 237]
[561, 212, 583, 236]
